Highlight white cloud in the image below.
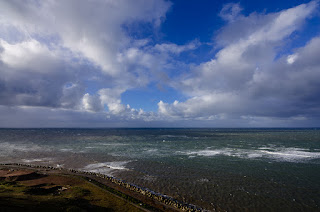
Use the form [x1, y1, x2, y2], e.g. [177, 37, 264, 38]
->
[0, 0, 175, 112]
[219, 3, 243, 22]
[287, 54, 298, 64]
[82, 93, 103, 112]
[1, 0, 208, 126]
[161, 1, 320, 121]
[0, 0, 172, 76]
[158, 93, 240, 119]
[0, 0, 319, 127]
[0, 38, 79, 108]
[98, 88, 127, 114]
[60, 83, 85, 109]
[0, 39, 58, 72]
[154, 40, 200, 54]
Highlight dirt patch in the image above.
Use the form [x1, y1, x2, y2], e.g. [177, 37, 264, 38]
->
[21, 174, 82, 187]
[0, 164, 198, 211]
[0, 167, 145, 212]
[0, 169, 41, 181]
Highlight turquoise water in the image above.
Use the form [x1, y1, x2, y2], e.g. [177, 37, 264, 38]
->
[0, 128, 320, 211]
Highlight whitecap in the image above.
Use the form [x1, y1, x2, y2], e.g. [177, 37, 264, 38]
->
[186, 149, 233, 157]
[107, 161, 130, 170]
[21, 158, 44, 163]
[21, 157, 55, 164]
[60, 148, 73, 152]
[258, 148, 320, 161]
[198, 178, 209, 183]
[82, 161, 130, 175]
[99, 143, 128, 146]
[180, 147, 320, 163]
[0, 142, 44, 153]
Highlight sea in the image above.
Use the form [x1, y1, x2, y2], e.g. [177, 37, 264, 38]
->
[0, 128, 319, 211]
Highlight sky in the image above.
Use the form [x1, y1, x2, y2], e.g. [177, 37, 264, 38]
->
[0, 0, 320, 128]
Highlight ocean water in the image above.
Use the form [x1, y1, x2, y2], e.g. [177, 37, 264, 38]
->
[0, 128, 319, 211]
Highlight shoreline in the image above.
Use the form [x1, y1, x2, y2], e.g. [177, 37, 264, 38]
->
[0, 163, 204, 212]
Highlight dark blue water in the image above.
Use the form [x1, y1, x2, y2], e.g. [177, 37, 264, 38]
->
[0, 128, 319, 211]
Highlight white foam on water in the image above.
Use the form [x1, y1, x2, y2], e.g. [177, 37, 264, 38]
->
[258, 148, 320, 162]
[60, 148, 73, 152]
[198, 178, 210, 183]
[180, 147, 320, 162]
[246, 152, 263, 158]
[188, 149, 230, 157]
[99, 143, 128, 146]
[145, 148, 158, 153]
[82, 161, 130, 175]
[22, 158, 44, 162]
[258, 146, 308, 151]
[0, 142, 44, 154]
[185, 148, 234, 157]
[107, 161, 130, 170]
[21, 158, 53, 163]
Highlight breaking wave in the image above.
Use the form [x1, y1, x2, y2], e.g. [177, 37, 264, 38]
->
[82, 161, 130, 175]
[181, 147, 320, 162]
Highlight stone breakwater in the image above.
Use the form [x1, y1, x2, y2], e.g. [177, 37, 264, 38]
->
[0, 163, 205, 212]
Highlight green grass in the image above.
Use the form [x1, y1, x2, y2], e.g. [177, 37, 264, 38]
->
[0, 177, 144, 212]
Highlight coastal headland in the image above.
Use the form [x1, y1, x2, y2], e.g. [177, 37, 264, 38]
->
[0, 163, 203, 212]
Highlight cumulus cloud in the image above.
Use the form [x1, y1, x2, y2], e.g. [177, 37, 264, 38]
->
[0, 38, 78, 107]
[0, 0, 177, 117]
[219, 3, 243, 22]
[0, 0, 319, 127]
[160, 1, 320, 123]
[0, 39, 54, 71]
[82, 93, 103, 112]
[98, 88, 126, 114]
[0, 0, 172, 74]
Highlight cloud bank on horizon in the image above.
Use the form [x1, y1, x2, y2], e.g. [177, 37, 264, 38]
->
[0, 0, 319, 127]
